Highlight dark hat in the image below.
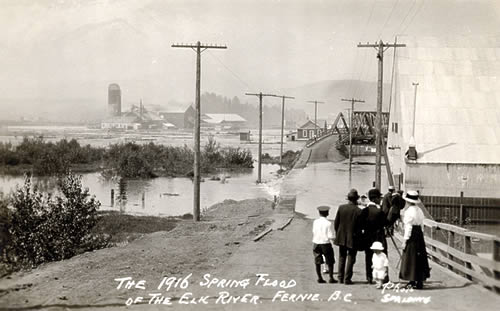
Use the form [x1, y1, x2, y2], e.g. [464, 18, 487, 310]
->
[368, 188, 382, 200]
[317, 205, 331, 212]
[360, 194, 368, 199]
[347, 189, 360, 201]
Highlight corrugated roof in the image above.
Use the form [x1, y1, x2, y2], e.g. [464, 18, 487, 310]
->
[202, 113, 246, 124]
[389, 35, 500, 164]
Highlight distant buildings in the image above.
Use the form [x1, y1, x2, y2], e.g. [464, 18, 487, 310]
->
[201, 113, 246, 130]
[159, 106, 195, 129]
[108, 84, 121, 117]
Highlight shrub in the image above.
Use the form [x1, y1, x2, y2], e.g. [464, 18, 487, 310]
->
[221, 147, 253, 168]
[5, 172, 106, 267]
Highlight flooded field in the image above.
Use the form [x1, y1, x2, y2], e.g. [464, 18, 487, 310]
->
[0, 164, 283, 217]
[0, 125, 305, 157]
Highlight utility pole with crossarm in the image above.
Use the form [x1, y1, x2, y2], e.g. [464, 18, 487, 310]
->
[357, 40, 405, 189]
[341, 98, 365, 172]
[307, 100, 325, 138]
[245, 92, 277, 183]
[271, 95, 294, 170]
[172, 42, 227, 221]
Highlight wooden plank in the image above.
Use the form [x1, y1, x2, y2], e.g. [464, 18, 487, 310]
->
[426, 248, 500, 288]
[425, 237, 500, 272]
[465, 231, 498, 242]
[277, 216, 293, 231]
[253, 228, 273, 242]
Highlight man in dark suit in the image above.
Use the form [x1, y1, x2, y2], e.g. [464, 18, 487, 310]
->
[360, 188, 388, 284]
[334, 189, 363, 284]
[381, 186, 395, 216]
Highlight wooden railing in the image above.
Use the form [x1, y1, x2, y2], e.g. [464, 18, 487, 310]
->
[418, 218, 500, 293]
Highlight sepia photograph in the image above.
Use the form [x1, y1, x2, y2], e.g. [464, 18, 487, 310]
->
[0, 0, 499, 310]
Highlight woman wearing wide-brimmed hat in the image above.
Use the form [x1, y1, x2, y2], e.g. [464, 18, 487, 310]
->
[399, 190, 431, 289]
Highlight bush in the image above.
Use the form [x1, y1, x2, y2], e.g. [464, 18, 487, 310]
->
[5, 172, 106, 267]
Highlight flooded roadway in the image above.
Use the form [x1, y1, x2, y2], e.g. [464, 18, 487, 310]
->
[280, 135, 388, 219]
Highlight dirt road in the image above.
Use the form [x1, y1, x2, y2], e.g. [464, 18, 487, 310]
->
[0, 135, 498, 310]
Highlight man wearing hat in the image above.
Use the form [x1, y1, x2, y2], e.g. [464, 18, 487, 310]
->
[381, 186, 396, 216]
[312, 205, 337, 283]
[334, 189, 363, 284]
[359, 188, 388, 284]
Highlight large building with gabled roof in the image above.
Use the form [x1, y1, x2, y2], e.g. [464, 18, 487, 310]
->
[387, 35, 500, 199]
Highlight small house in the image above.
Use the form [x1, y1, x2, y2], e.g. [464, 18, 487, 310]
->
[296, 120, 326, 140]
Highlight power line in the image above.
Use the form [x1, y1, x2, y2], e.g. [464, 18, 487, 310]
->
[395, 0, 417, 33]
[206, 50, 252, 89]
[400, 0, 426, 34]
[377, 0, 401, 39]
[348, 0, 377, 96]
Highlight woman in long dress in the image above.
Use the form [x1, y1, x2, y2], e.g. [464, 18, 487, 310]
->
[399, 190, 430, 289]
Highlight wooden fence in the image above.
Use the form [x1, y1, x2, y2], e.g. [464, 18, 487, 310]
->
[421, 194, 500, 224]
[418, 218, 500, 293]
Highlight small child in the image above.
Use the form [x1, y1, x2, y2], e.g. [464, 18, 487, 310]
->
[370, 241, 389, 289]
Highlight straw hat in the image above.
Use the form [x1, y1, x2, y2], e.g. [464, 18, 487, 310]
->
[403, 190, 421, 204]
[370, 241, 384, 251]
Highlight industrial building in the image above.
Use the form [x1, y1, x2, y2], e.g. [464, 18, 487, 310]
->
[201, 113, 246, 130]
[159, 106, 195, 129]
[108, 84, 122, 117]
[387, 36, 500, 221]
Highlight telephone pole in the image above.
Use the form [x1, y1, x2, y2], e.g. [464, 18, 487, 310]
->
[172, 42, 227, 221]
[341, 98, 365, 172]
[307, 100, 325, 138]
[245, 92, 277, 183]
[271, 95, 294, 169]
[358, 40, 405, 189]
[412, 82, 419, 138]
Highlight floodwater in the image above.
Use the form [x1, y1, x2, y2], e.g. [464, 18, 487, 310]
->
[0, 126, 305, 157]
[0, 164, 283, 217]
[281, 159, 388, 220]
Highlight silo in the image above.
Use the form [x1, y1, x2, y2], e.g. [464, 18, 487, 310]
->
[108, 84, 122, 117]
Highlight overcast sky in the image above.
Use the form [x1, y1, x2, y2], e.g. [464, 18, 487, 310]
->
[1, 0, 499, 114]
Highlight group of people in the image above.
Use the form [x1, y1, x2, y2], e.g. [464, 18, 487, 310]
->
[312, 186, 430, 289]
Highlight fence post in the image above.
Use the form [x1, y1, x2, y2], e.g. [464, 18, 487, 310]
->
[494, 238, 500, 294]
[459, 191, 464, 225]
[447, 230, 455, 272]
[463, 234, 473, 281]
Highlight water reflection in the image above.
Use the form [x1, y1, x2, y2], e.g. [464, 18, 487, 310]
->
[0, 164, 282, 217]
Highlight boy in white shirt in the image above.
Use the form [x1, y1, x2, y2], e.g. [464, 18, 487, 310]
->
[312, 205, 337, 283]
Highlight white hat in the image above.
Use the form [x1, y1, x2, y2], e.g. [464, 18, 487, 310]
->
[370, 241, 384, 251]
[403, 190, 421, 204]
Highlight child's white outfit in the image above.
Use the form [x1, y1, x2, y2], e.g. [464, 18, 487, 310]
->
[372, 252, 389, 288]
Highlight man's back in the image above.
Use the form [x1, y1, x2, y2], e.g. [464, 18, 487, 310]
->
[334, 203, 362, 249]
[362, 203, 386, 233]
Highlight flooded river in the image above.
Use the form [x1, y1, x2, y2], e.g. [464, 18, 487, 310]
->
[0, 164, 283, 217]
